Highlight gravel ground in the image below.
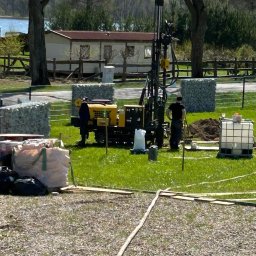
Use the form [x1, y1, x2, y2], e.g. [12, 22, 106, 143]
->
[0, 192, 255, 256]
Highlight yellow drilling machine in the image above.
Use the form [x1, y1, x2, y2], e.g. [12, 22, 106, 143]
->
[71, 0, 177, 147]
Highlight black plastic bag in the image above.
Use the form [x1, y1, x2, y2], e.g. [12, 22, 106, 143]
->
[0, 166, 19, 194]
[11, 177, 48, 196]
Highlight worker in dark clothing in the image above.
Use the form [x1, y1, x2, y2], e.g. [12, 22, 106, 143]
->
[166, 96, 186, 150]
[78, 97, 90, 146]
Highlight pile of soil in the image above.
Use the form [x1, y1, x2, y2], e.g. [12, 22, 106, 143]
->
[187, 118, 220, 141]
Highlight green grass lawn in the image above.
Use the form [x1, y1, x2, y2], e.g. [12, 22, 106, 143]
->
[1, 77, 255, 201]
[50, 103, 256, 202]
[0, 78, 73, 93]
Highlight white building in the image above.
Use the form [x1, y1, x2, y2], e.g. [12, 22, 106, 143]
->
[45, 30, 155, 75]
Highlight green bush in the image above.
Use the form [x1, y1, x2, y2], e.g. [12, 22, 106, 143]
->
[0, 36, 24, 56]
[235, 44, 256, 60]
[203, 44, 235, 61]
[175, 40, 191, 60]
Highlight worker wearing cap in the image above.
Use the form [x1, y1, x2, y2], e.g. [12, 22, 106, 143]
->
[78, 97, 90, 146]
[166, 96, 186, 150]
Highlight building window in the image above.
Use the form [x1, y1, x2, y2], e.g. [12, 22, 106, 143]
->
[144, 46, 152, 58]
[104, 45, 112, 60]
[126, 46, 135, 57]
[80, 45, 90, 59]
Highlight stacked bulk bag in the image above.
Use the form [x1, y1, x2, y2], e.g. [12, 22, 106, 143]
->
[0, 140, 23, 167]
[12, 139, 70, 189]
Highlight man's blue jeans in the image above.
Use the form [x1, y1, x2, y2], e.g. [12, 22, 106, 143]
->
[170, 120, 183, 149]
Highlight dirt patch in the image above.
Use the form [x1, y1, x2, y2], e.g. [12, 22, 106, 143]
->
[188, 118, 220, 141]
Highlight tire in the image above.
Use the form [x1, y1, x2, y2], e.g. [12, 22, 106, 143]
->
[95, 131, 105, 144]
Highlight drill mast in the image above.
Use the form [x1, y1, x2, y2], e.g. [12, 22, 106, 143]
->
[141, 0, 176, 147]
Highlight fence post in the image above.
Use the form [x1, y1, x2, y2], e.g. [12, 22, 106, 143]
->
[53, 58, 56, 81]
[242, 76, 245, 108]
[234, 57, 238, 76]
[3, 56, 6, 73]
[214, 58, 217, 77]
[7, 54, 10, 74]
[78, 58, 83, 79]
[29, 86, 32, 101]
[252, 57, 255, 75]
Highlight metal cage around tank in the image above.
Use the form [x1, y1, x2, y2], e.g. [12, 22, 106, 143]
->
[218, 117, 254, 158]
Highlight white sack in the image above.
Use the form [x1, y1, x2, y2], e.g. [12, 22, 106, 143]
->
[133, 129, 146, 150]
[13, 139, 70, 189]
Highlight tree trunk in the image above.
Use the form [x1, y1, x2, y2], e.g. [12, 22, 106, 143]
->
[184, 0, 207, 78]
[28, 0, 50, 86]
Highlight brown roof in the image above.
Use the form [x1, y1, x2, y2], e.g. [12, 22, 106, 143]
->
[49, 30, 154, 42]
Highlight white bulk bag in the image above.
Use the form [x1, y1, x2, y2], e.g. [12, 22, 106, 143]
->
[13, 139, 70, 189]
[133, 129, 146, 150]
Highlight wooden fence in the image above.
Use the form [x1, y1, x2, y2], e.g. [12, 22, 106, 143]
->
[1, 55, 256, 79]
[0, 56, 30, 75]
